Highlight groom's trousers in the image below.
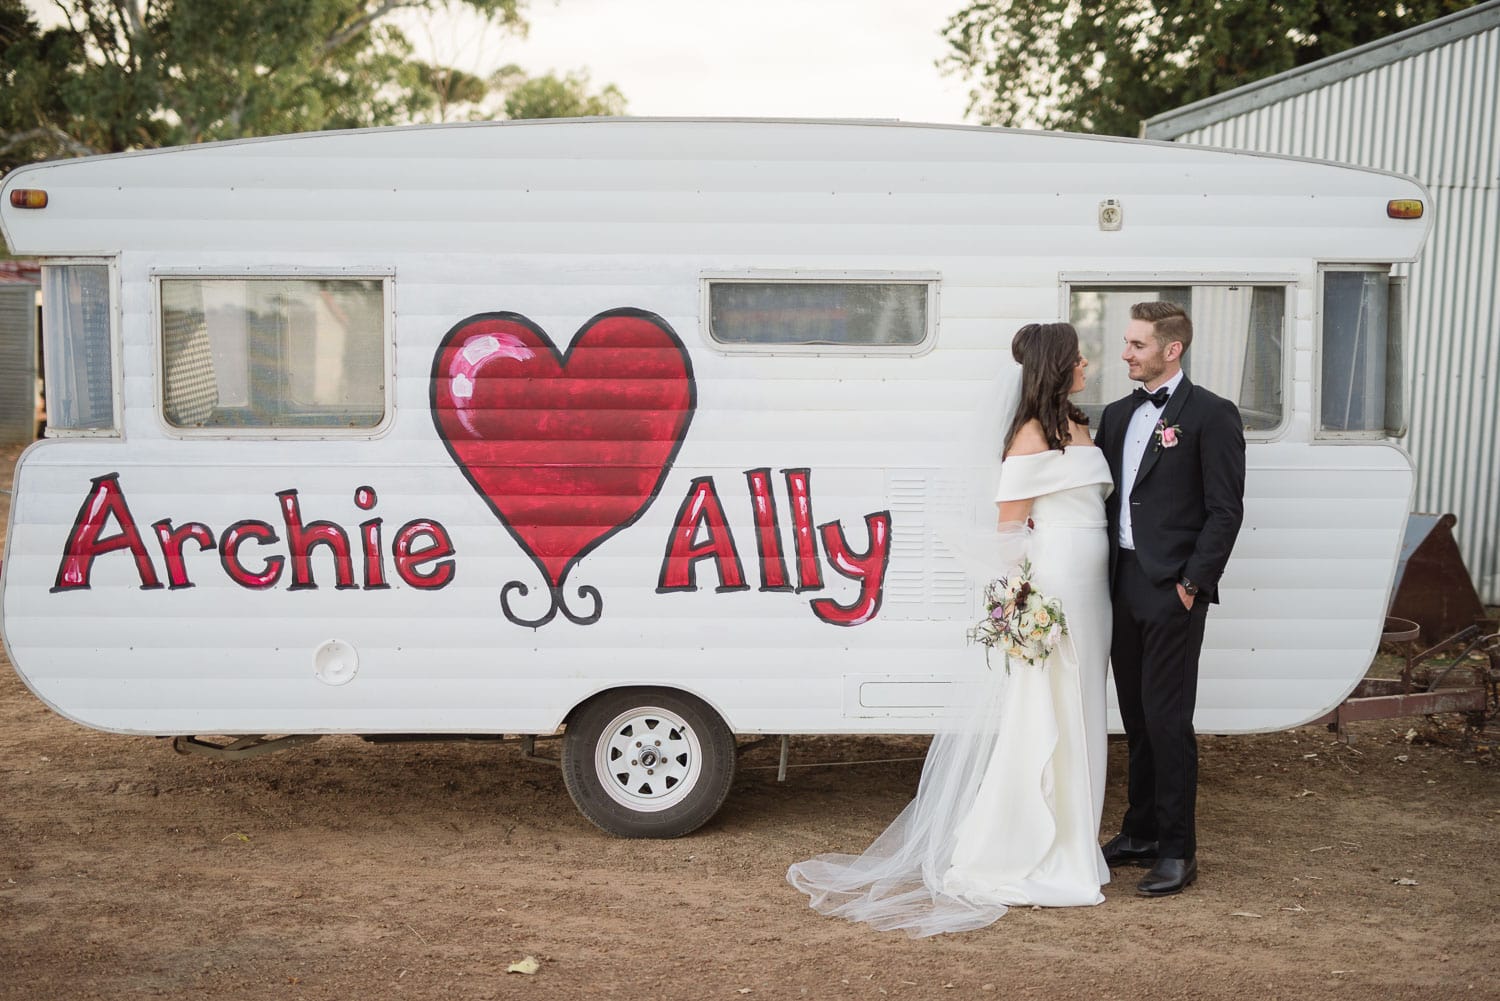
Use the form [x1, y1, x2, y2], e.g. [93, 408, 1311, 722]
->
[1110, 548, 1209, 860]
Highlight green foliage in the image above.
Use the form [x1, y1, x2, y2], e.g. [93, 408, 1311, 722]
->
[421, 63, 628, 122]
[501, 69, 626, 120]
[1, 0, 84, 170]
[1, 0, 625, 175]
[942, 0, 1483, 136]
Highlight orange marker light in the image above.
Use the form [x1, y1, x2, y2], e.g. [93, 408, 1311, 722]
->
[1386, 199, 1423, 219]
[9, 189, 48, 209]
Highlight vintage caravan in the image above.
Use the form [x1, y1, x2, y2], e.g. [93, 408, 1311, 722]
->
[0, 120, 1429, 835]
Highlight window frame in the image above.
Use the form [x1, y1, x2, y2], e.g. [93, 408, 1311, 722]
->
[1314, 264, 1396, 442]
[153, 267, 396, 440]
[699, 270, 940, 356]
[39, 257, 123, 438]
[1060, 272, 1297, 442]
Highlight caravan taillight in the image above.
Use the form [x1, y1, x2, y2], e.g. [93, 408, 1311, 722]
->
[9, 189, 48, 209]
[1386, 199, 1423, 219]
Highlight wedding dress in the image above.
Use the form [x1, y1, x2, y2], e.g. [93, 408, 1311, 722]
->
[787, 445, 1114, 938]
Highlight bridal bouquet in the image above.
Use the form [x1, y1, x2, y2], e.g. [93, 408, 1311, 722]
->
[968, 560, 1068, 671]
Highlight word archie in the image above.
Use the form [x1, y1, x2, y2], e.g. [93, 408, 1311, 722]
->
[52, 474, 455, 592]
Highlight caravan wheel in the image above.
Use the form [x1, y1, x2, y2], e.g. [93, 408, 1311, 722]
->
[561, 688, 735, 838]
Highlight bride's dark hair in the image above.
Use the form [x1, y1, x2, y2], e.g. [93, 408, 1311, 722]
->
[1003, 322, 1089, 454]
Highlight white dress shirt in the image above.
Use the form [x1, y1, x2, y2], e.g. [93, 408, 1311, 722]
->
[1118, 369, 1185, 551]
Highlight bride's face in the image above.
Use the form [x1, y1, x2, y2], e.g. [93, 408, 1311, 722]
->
[1070, 351, 1088, 394]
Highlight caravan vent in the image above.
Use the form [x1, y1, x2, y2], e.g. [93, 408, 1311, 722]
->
[881, 472, 968, 614]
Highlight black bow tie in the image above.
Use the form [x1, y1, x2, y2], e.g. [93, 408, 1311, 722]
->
[1132, 386, 1170, 408]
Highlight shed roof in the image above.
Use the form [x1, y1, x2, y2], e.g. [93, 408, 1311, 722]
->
[0, 260, 40, 285]
[1145, 0, 1500, 140]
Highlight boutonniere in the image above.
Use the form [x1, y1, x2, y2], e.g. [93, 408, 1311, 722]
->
[1154, 420, 1182, 451]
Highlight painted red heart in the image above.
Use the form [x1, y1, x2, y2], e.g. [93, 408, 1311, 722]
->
[431, 309, 695, 597]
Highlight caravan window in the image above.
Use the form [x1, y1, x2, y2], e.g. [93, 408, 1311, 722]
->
[159, 278, 386, 431]
[705, 279, 932, 350]
[1069, 284, 1287, 432]
[41, 263, 116, 433]
[1320, 270, 1391, 435]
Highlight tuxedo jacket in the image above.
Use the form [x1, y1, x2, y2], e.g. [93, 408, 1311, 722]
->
[1095, 378, 1246, 603]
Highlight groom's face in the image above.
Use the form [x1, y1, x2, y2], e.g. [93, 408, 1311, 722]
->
[1122, 319, 1178, 387]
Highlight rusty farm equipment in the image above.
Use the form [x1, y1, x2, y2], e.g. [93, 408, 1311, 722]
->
[1316, 513, 1498, 742]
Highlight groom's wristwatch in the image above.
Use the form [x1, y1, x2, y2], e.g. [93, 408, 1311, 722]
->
[1178, 577, 1200, 597]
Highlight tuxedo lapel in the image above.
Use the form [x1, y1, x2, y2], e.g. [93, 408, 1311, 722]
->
[1104, 402, 1128, 465]
[1104, 400, 1130, 492]
[1131, 379, 1193, 493]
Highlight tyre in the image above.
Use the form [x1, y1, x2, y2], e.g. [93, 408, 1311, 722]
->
[561, 687, 735, 838]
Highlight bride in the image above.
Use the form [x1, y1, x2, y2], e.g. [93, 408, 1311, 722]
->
[787, 322, 1114, 937]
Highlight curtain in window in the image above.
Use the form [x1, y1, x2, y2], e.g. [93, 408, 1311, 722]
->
[41, 265, 114, 431]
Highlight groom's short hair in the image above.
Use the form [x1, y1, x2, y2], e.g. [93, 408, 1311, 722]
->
[1130, 301, 1193, 353]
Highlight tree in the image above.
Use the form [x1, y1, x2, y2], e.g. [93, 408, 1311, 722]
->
[0, 0, 625, 177]
[942, 0, 1483, 137]
[498, 68, 626, 120]
[415, 63, 627, 122]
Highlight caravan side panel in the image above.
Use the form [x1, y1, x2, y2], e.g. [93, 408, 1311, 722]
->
[0, 121, 1430, 735]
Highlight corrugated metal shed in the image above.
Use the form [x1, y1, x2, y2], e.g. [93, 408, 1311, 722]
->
[1146, 0, 1500, 603]
[0, 261, 41, 444]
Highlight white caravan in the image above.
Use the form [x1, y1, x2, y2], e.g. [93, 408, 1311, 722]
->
[0, 120, 1429, 835]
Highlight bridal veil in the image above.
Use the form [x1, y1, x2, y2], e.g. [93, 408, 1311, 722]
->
[786, 367, 1032, 938]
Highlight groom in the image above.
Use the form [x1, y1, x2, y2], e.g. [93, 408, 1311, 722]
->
[1095, 301, 1245, 897]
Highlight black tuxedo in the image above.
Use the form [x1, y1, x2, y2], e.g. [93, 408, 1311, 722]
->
[1094, 376, 1245, 860]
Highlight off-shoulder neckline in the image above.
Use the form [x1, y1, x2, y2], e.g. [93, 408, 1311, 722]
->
[1004, 444, 1102, 460]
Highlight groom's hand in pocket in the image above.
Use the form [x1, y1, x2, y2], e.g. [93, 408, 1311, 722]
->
[1176, 583, 1195, 611]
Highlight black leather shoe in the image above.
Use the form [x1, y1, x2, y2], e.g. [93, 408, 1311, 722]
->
[1136, 856, 1197, 897]
[1101, 833, 1159, 867]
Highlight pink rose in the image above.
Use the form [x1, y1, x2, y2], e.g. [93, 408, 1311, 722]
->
[1161, 427, 1178, 447]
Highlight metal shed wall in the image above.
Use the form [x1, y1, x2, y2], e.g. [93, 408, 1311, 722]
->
[1146, 2, 1500, 602]
[0, 282, 39, 444]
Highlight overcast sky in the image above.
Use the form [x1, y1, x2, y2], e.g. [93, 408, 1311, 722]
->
[400, 0, 975, 123]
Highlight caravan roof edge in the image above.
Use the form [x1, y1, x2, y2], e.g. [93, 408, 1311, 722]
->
[0, 116, 1437, 187]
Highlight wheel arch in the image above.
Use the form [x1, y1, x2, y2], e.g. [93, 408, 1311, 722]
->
[560, 682, 738, 734]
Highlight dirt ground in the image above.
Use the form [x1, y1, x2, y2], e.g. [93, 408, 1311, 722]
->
[2, 442, 1497, 1001]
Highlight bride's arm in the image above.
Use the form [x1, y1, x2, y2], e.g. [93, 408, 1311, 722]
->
[995, 418, 1048, 527]
[996, 500, 1032, 526]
